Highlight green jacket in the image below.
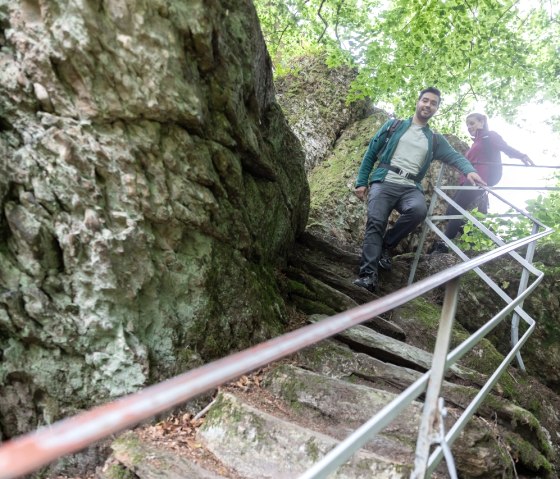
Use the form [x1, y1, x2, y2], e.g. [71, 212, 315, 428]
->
[355, 118, 476, 190]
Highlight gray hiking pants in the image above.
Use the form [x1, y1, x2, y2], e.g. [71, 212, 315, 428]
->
[359, 181, 427, 277]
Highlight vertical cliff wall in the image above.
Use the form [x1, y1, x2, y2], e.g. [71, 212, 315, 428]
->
[0, 0, 309, 440]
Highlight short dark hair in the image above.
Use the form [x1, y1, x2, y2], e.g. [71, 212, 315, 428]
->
[418, 87, 441, 104]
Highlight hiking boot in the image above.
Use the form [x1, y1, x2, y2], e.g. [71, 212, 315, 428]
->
[378, 248, 392, 271]
[353, 271, 378, 293]
[428, 240, 449, 255]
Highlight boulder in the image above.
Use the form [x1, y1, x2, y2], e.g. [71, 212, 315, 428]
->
[0, 0, 308, 450]
[275, 55, 373, 172]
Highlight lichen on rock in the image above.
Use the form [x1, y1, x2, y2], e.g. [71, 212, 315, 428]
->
[0, 0, 308, 452]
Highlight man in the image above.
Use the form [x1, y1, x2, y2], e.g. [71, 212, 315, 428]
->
[353, 87, 486, 292]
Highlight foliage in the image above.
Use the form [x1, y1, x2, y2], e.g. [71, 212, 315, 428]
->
[253, 0, 377, 74]
[456, 172, 560, 251]
[456, 209, 532, 252]
[254, 0, 560, 131]
[546, 115, 560, 134]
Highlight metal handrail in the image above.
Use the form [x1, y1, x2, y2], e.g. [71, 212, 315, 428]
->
[0, 229, 551, 479]
[301, 237, 547, 478]
[406, 164, 557, 476]
[413, 171, 553, 372]
[0, 166, 557, 478]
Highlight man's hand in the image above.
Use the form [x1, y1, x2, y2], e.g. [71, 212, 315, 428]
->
[354, 186, 368, 201]
[521, 154, 535, 166]
[466, 172, 487, 186]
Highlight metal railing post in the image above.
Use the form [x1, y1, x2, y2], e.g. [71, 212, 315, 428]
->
[409, 164, 446, 285]
[512, 222, 540, 371]
[411, 278, 460, 479]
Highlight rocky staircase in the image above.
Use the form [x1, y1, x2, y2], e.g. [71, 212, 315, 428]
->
[98, 234, 558, 479]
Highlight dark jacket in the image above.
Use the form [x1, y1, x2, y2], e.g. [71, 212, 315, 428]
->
[355, 118, 476, 190]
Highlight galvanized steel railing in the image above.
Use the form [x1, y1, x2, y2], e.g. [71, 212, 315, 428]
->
[300, 234, 549, 479]
[0, 164, 556, 479]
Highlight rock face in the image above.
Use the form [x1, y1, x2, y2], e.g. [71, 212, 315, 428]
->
[2, 6, 560, 478]
[0, 0, 308, 441]
[274, 60, 488, 255]
[274, 55, 373, 172]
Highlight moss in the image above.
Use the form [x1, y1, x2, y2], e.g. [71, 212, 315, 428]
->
[198, 245, 288, 359]
[286, 278, 313, 297]
[203, 392, 269, 442]
[104, 463, 137, 479]
[174, 347, 204, 373]
[296, 341, 355, 371]
[400, 298, 521, 400]
[504, 431, 554, 476]
[346, 373, 361, 384]
[269, 366, 306, 410]
[308, 151, 357, 210]
[113, 433, 144, 466]
[396, 297, 441, 351]
[509, 407, 555, 459]
[202, 393, 230, 424]
[291, 295, 338, 316]
[456, 337, 519, 400]
[495, 372, 520, 402]
[524, 394, 542, 417]
[113, 432, 141, 448]
[305, 437, 321, 462]
[202, 393, 273, 445]
[481, 393, 554, 462]
[400, 297, 441, 330]
[268, 365, 338, 413]
[307, 113, 386, 213]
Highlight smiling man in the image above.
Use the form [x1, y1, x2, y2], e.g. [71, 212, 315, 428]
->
[353, 87, 486, 293]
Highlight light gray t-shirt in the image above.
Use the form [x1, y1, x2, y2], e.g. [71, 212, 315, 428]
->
[385, 123, 428, 186]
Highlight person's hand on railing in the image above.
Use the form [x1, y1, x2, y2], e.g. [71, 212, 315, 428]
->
[466, 171, 487, 187]
[521, 154, 535, 166]
[354, 186, 368, 201]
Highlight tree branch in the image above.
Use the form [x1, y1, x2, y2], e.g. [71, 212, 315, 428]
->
[317, 0, 328, 42]
[490, 1, 520, 37]
[334, 0, 345, 45]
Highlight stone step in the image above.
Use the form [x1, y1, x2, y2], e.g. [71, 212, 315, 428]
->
[263, 364, 519, 478]
[294, 342, 553, 477]
[197, 391, 411, 478]
[284, 267, 406, 340]
[263, 364, 420, 462]
[309, 314, 488, 385]
[100, 343, 552, 479]
[100, 431, 223, 479]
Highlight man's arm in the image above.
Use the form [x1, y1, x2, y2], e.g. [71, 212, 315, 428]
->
[466, 171, 486, 186]
[355, 120, 394, 188]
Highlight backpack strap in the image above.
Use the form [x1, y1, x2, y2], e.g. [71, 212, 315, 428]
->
[377, 119, 402, 160]
[432, 131, 439, 157]
[387, 119, 402, 138]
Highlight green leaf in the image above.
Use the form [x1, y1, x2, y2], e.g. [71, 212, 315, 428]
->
[253, 0, 560, 127]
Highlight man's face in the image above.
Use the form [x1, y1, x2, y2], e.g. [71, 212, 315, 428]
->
[415, 92, 440, 121]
